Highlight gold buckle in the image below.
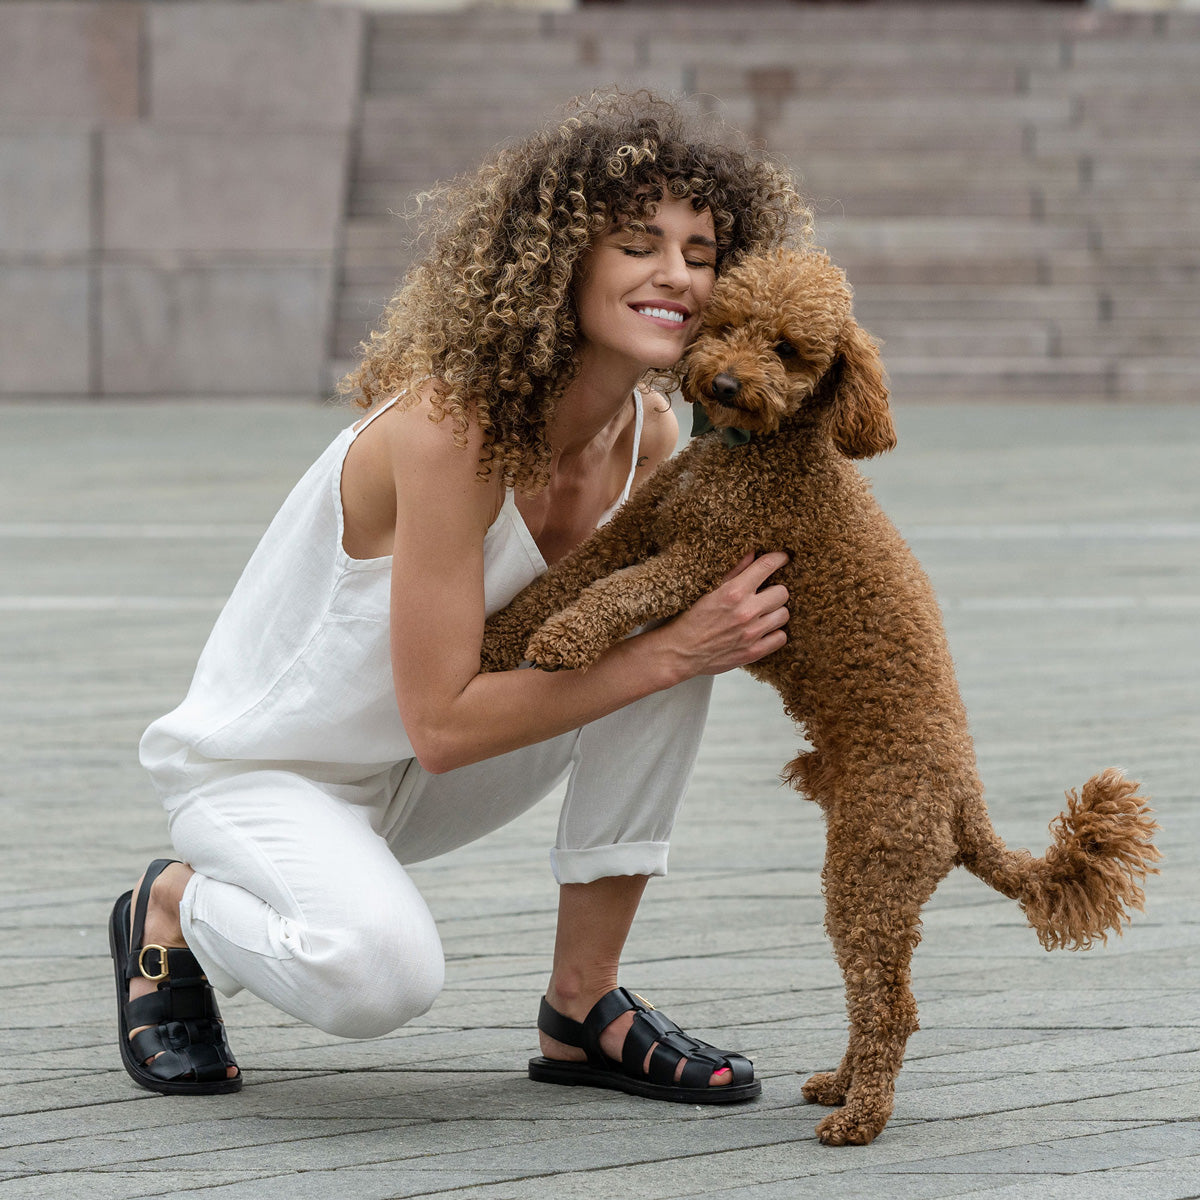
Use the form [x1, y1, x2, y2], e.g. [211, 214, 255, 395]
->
[138, 944, 171, 982]
[632, 992, 656, 1011]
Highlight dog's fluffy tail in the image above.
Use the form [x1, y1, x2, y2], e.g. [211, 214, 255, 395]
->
[957, 768, 1160, 950]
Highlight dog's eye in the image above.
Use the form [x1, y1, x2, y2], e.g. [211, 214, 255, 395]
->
[774, 341, 798, 359]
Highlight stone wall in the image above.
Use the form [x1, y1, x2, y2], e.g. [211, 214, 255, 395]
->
[0, 2, 363, 397]
[3, 1, 1199, 402]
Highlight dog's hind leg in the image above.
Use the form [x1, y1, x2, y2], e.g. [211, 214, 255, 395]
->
[805, 806, 954, 1146]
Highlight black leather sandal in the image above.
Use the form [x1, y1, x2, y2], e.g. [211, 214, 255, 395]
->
[109, 858, 241, 1095]
[529, 986, 760, 1104]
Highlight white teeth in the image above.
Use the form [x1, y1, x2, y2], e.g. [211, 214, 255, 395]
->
[635, 306, 686, 324]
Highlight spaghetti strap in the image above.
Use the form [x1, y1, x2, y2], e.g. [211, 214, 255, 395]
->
[597, 390, 645, 525]
[620, 389, 646, 506]
[351, 395, 403, 438]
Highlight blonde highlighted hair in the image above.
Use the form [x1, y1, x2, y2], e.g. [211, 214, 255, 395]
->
[339, 89, 811, 491]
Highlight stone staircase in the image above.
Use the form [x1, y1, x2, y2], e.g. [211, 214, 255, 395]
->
[334, 3, 1200, 402]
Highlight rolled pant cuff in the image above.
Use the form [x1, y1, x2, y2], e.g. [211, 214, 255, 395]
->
[177, 873, 245, 999]
[550, 841, 669, 885]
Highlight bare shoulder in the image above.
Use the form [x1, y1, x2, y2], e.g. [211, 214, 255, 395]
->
[342, 383, 502, 557]
[635, 389, 681, 477]
[362, 386, 490, 490]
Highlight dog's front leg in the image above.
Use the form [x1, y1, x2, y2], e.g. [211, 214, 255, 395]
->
[480, 521, 644, 671]
[481, 455, 694, 671]
[524, 545, 723, 671]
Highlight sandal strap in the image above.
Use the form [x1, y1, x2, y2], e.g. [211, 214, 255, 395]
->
[125, 858, 181, 982]
[130, 1019, 236, 1084]
[126, 971, 222, 1029]
[537, 987, 754, 1086]
[536, 995, 588, 1050]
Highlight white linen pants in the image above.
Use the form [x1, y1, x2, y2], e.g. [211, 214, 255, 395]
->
[166, 674, 712, 1039]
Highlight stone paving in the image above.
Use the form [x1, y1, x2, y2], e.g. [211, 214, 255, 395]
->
[0, 399, 1197, 1198]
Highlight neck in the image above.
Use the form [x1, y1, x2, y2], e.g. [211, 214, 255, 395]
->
[551, 354, 643, 459]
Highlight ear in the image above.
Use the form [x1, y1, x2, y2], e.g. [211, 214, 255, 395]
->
[829, 319, 895, 459]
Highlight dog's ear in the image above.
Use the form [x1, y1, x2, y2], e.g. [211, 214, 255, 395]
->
[829, 319, 895, 459]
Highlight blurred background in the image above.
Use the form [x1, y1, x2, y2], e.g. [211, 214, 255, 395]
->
[2, 0, 1197, 405]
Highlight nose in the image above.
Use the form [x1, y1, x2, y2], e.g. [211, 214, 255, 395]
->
[654, 247, 692, 291]
[710, 373, 741, 402]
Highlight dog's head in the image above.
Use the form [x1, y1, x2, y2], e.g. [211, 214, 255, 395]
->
[682, 248, 895, 458]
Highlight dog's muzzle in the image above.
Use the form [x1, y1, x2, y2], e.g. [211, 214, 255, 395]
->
[709, 372, 742, 403]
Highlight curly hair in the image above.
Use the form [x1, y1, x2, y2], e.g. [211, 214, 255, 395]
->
[338, 89, 812, 492]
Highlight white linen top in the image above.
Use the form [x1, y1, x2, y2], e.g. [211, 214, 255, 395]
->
[140, 392, 645, 792]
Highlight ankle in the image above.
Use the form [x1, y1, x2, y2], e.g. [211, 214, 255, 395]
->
[546, 969, 619, 1019]
[138, 862, 193, 945]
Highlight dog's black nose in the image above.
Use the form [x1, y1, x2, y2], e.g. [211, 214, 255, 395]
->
[710, 373, 741, 402]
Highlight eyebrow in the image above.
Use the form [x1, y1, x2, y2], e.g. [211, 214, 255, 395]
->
[639, 223, 718, 251]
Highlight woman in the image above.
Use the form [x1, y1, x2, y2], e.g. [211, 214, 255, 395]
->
[111, 90, 809, 1104]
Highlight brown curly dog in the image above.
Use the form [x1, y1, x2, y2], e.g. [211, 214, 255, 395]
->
[481, 247, 1160, 1146]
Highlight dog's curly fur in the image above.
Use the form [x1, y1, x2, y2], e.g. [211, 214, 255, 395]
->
[481, 248, 1161, 1146]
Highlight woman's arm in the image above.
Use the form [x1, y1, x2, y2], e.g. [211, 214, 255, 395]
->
[386, 398, 788, 774]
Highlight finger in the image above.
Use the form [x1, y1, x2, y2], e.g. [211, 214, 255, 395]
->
[747, 583, 789, 613]
[742, 605, 790, 643]
[731, 551, 789, 592]
[720, 551, 757, 585]
[741, 627, 788, 663]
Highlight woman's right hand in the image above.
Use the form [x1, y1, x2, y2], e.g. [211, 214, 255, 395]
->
[651, 551, 790, 680]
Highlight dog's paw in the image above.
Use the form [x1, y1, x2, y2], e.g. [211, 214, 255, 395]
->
[815, 1105, 887, 1147]
[525, 614, 604, 672]
[802, 1070, 847, 1108]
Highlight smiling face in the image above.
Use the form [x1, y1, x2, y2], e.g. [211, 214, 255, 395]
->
[573, 195, 718, 383]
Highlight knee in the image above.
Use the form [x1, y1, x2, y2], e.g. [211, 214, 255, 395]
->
[315, 967, 443, 1040]
[299, 917, 445, 1040]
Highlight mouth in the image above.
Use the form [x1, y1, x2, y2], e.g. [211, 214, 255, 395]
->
[713, 398, 755, 416]
[630, 303, 689, 327]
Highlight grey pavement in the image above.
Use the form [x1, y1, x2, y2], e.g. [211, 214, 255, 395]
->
[1, 398, 1198, 1198]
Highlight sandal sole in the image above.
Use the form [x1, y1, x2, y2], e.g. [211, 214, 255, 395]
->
[109, 888, 242, 1096]
[528, 1055, 761, 1104]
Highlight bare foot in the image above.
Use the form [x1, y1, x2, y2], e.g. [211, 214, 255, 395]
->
[126, 862, 239, 1081]
[540, 985, 733, 1087]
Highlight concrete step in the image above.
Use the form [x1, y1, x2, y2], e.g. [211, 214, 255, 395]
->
[879, 321, 1199, 360]
[884, 356, 1116, 401]
[368, 8, 1054, 41]
[359, 94, 561, 135]
[1034, 128, 1200, 157]
[819, 217, 1090, 256]
[1041, 180, 1200, 219]
[855, 283, 1199, 323]
[351, 148, 1081, 192]
[771, 94, 1074, 127]
[539, 6, 1162, 39]
[870, 321, 1056, 359]
[854, 284, 1104, 324]
[1069, 39, 1200, 67]
[1089, 223, 1200, 253]
[1058, 324, 1200, 357]
[1030, 63, 1200, 93]
[367, 38, 1054, 85]
[793, 151, 1080, 190]
[1049, 249, 1200, 286]
[1114, 358, 1200, 399]
[888, 355, 1200, 402]
[1087, 156, 1200, 184]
